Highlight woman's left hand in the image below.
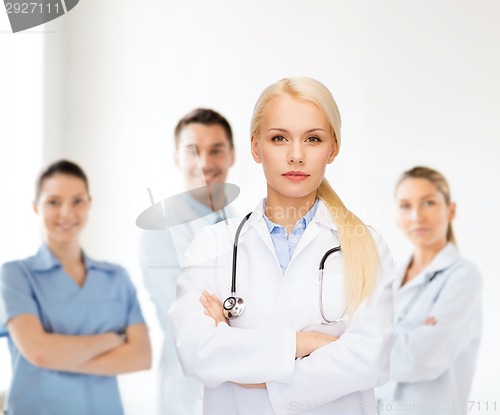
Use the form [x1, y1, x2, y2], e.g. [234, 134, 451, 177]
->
[200, 290, 228, 325]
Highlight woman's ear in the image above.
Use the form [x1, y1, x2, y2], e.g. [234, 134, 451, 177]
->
[327, 139, 339, 164]
[251, 136, 262, 163]
[32, 202, 38, 215]
[448, 202, 456, 222]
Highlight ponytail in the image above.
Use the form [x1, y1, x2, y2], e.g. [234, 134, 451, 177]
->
[318, 179, 379, 314]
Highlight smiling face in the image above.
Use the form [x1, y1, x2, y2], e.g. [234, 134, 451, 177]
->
[176, 123, 235, 191]
[34, 174, 91, 245]
[396, 177, 456, 250]
[251, 94, 337, 205]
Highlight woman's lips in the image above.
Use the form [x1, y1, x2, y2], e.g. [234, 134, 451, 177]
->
[56, 223, 78, 232]
[411, 227, 430, 235]
[282, 171, 310, 182]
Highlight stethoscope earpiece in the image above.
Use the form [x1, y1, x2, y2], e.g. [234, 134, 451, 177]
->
[223, 296, 245, 319]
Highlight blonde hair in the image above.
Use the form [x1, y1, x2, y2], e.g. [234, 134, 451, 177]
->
[251, 77, 379, 313]
[396, 166, 456, 245]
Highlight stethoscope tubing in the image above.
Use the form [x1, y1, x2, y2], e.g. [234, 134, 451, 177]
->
[318, 246, 346, 324]
[227, 212, 345, 324]
[230, 212, 252, 295]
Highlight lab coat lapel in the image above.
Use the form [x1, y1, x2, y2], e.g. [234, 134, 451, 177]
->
[288, 201, 337, 268]
[397, 242, 459, 292]
[424, 242, 459, 273]
[288, 222, 320, 266]
[240, 200, 280, 266]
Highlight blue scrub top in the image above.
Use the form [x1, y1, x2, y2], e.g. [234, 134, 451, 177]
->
[0, 244, 145, 415]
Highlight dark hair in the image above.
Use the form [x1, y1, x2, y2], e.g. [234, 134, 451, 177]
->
[174, 108, 234, 149]
[396, 166, 456, 245]
[35, 160, 89, 203]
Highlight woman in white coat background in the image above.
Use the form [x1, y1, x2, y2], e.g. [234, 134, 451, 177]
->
[375, 166, 482, 414]
[169, 77, 396, 415]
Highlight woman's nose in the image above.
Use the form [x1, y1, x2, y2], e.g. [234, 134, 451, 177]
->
[288, 142, 305, 165]
[59, 203, 74, 217]
[410, 206, 424, 221]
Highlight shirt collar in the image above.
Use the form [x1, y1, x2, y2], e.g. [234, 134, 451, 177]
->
[31, 244, 115, 273]
[242, 198, 337, 237]
[31, 244, 60, 272]
[185, 192, 233, 224]
[262, 198, 319, 233]
[422, 242, 459, 274]
[185, 193, 218, 218]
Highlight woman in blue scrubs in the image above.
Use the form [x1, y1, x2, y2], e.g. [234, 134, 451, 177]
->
[0, 160, 152, 415]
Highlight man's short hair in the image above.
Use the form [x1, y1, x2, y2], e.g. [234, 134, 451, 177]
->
[174, 108, 234, 149]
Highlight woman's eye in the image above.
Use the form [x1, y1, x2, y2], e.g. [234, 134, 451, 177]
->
[271, 135, 286, 142]
[399, 204, 410, 210]
[74, 198, 84, 205]
[423, 200, 435, 207]
[306, 136, 320, 143]
[47, 200, 59, 206]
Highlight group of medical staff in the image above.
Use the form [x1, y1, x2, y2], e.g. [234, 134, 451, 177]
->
[0, 77, 482, 415]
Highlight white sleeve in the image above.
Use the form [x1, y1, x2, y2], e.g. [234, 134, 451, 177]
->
[390, 261, 482, 382]
[168, 226, 296, 388]
[266, 231, 396, 415]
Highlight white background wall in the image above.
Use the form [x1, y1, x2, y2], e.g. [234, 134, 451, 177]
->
[1, 1, 499, 413]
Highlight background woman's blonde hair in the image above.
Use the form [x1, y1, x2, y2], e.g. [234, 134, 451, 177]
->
[396, 166, 456, 245]
[250, 77, 379, 313]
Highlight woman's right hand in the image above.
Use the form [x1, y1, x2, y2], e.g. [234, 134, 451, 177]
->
[295, 331, 339, 358]
[200, 290, 229, 325]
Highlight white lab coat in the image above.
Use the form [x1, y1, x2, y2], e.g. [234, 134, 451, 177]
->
[169, 199, 395, 415]
[375, 243, 482, 415]
[140, 196, 237, 415]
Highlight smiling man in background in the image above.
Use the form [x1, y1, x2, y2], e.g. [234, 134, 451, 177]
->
[140, 108, 237, 415]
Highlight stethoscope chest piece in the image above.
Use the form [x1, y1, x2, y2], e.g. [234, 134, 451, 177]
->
[223, 295, 245, 319]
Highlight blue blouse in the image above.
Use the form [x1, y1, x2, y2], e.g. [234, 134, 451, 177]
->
[263, 199, 319, 273]
[0, 244, 145, 415]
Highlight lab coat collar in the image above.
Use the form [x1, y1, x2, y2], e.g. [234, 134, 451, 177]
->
[311, 199, 339, 232]
[239, 199, 276, 259]
[238, 199, 338, 270]
[240, 199, 337, 235]
[396, 242, 460, 289]
[31, 243, 116, 273]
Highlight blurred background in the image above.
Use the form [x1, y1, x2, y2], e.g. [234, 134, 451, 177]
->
[1, 1, 499, 413]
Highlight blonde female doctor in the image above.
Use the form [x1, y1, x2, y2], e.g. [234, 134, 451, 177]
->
[375, 166, 482, 414]
[169, 77, 395, 415]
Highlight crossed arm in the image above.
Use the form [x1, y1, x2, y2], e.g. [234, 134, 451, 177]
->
[200, 290, 339, 389]
[8, 314, 151, 375]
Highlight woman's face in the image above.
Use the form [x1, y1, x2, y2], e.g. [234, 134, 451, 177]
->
[251, 95, 337, 204]
[34, 174, 91, 245]
[396, 177, 455, 250]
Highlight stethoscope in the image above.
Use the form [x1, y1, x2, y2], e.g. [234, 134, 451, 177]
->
[222, 213, 347, 325]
